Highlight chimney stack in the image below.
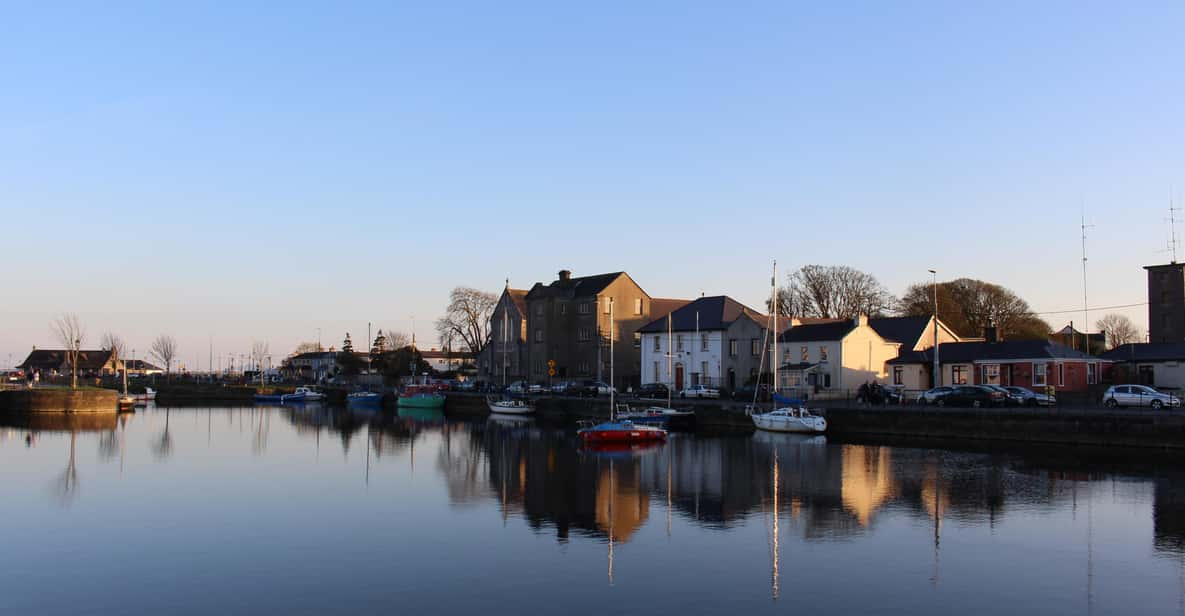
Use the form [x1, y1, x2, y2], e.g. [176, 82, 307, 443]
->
[855, 314, 868, 327]
[558, 269, 572, 281]
[983, 324, 998, 343]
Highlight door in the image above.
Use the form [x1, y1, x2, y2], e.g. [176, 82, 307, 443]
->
[675, 363, 684, 391]
[727, 369, 736, 391]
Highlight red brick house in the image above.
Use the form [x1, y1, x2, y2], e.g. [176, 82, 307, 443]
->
[888, 340, 1108, 392]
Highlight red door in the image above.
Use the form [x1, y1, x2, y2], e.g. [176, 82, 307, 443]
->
[675, 364, 684, 391]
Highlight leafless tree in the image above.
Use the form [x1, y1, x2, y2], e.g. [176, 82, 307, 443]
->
[1097, 313, 1141, 349]
[293, 341, 323, 355]
[251, 340, 270, 387]
[151, 335, 179, 380]
[779, 265, 895, 319]
[384, 330, 411, 350]
[435, 287, 497, 355]
[100, 332, 126, 360]
[52, 313, 86, 389]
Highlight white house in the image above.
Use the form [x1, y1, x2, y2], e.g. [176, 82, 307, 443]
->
[638, 295, 768, 392]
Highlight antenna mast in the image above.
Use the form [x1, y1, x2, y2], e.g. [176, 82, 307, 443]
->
[1081, 209, 1094, 352]
[1169, 194, 1181, 264]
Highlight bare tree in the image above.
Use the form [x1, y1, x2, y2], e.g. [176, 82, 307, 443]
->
[100, 332, 126, 360]
[293, 341, 323, 355]
[52, 314, 86, 389]
[435, 287, 497, 355]
[151, 335, 179, 380]
[779, 265, 895, 319]
[251, 340, 270, 387]
[1097, 313, 1140, 349]
[384, 330, 411, 350]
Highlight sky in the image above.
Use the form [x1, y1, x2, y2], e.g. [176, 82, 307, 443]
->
[2, 1, 1183, 369]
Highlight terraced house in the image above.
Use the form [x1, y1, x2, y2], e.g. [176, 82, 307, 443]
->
[637, 295, 769, 392]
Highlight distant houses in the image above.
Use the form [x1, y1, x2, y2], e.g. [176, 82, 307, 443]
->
[891, 340, 1105, 393]
[18, 348, 122, 377]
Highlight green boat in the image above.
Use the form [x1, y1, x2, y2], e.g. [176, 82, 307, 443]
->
[396, 392, 445, 410]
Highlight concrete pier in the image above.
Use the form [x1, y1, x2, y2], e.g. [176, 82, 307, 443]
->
[0, 388, 119, 413]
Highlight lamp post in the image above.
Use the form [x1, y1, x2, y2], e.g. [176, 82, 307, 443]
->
[929, 270, 940, 387]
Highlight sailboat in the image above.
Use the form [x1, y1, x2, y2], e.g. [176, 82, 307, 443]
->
[578, 298, 668, 443]
[488, 294, 535, 415]
[617, 312, 695, 429]
[750, 261, 827, 434]
[117, 360, 136, 411]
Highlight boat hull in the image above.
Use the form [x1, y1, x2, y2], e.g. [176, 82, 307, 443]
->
[487, 400, 534, 415]
[397, 395, 445, 410]
[752, 412, 827, 434]
[578, 421, 668, 443]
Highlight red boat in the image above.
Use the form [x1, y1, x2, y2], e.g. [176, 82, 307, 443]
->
[577, 419, 668, 443]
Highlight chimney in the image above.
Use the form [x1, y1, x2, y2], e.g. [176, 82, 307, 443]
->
[983, 325, 998, 343]
[855, 314, 868, 327]
[558, 269, 572, 281]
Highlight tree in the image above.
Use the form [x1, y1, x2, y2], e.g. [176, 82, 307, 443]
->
[151, 335, 178, 381]
[383, 330, 410, 350]
[1097, 314, 1140, 349]
[374, 345, 430, 385]
[337, 333, 363, 378]
[251, 340, 270, 387]
[775, 265, 895, 319]
[435, 287, 497, 355]
[100, 332, 126, 360]
[52, 313, 86, 389]
[293, 341, 323, 355]
[899, 278, 1049, 340]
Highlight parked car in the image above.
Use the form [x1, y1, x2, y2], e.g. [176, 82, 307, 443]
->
[507, 381, 544, 395]
[593, 381, 616, 396]
[563, 379, 600, 397]
[528, 383, 547, 394]
[551, 380, 571, 394]
[934, 385, 1004, 408]
[635, 382, 670, 400]
[1003, 386, 1055, 407]
[1102, 384, 1182, 409]
[916, 386, 954, 405]
[731, 384, 771, 402]
[981, 385, 1018, 406]
[679, 384, 720, 399]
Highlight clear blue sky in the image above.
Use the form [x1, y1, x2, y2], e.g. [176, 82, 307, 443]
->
[2, 1, 1183, 368]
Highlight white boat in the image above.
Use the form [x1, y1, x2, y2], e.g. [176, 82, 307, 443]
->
[488, 293, 535, 415]
[130, 387, 156, 405]
[283, 387, 326, 402]
[751, 406, 827, 433]
[751, 261, 828, 435]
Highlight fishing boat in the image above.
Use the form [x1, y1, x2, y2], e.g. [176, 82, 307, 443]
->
[487, 295, 535, 415]
[282, 387, 326, 403]
[577, 298, 668, 444]
[397, 386, 445, 410]
[751, 261, 827, 434]
[347, 391, 383, 408]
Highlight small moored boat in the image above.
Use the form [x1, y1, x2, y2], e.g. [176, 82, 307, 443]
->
[347, 391, 383, 407]
[750, 406, 827, 433]
[397, 386, 445, 410]
[487, 396, 534, 415]
[282, 387, 326, 403]
[615, 404, 695, 429]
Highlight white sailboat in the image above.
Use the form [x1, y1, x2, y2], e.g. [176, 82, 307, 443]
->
[118, 360, 135, 410]
[751, 261, 827, 434]
[488, 294, 535, 415]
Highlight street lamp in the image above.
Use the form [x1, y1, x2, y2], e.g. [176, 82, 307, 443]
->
[929, 270, 940, 387]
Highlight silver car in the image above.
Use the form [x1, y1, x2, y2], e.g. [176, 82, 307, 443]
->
[916, 386, 953, 404]
[1103, 384, 1181, 409]
[1004, 386, 1056, 407]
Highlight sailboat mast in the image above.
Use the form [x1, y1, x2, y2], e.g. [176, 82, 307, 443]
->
[668, 312, 673, 409]
[772, 260, 778, 409]
[609, 298, 615, 420]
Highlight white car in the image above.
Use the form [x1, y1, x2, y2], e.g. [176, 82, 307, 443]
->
[679, 385, 719, 399]
[594, 381, 616, 396]
[1103, 384, 1182, 409]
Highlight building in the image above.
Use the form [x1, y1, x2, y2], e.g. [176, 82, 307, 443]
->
[282, 351, 340, 383]
[776, 315, 960, 394]
[889, 340, 1106, 392]
[124, 359, 163, 376]
[1049, 324, 1106, 355]
[637, 295, 769, 392]
[421, 348, 476, 375]
[18, 348, 122, 377]
[1100, 342, 1185, 389]
[477, 285, 530, 385]
[523, 269, 685, 390]
[1146, 262, 1185, 343]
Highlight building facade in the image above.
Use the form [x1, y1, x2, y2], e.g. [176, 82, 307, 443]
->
[638, 295, 768, 392]
[1146, 262, 1185, 343]
[477, 286, 530, 385]
[1100, 342, 1185, 389]
[18, 349, 122, 377]
[889, 340, 1106, 392]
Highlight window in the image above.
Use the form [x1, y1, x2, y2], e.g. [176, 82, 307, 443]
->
[1087, 363, 1097, 385]
[559, 303, 567, 315]
[579, 303, 591, 315]
[1057, 363, 1064, 387]
[603, 298, 611, 314]
[1033, 363, 1047, 387]
[751, 339, 760, 356]
[801, 346, 809, 362]
[893, 366, 903, 385]
[982, 364, 1000, 385]
[633, 332, 641, 348]
[578, 328, 590, 342]
[534, 329, 543, 343]
[701, 361, 709, 379]
[634, 298, 643, 315]
[578, 360, 590, 375]
[701, 335, 709, 352]
[952, 365, 968, 385]
[819, 346, 828, 362]
[653, 336, 661, 352]
[729, 339, 738, 357]
[676, 335, 684, 352]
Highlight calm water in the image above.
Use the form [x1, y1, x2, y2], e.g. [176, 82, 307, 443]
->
[2, 406, 1184, 615]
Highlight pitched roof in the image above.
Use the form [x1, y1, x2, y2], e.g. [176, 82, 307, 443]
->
[525, 272, 627, 299]
[650, 298, 692, 321]
[888, 340, 1101, 364]
[637, 296, 765, 333]
[777, 320, 857, 343]
[19, 349, 115, 371]
[868, 316, 932, 345]
[1100, 342, 1185, 363]
[124, 359, 162, 371]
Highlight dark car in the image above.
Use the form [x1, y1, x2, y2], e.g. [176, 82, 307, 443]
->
[935, 385, 1004, 408]
[634, 383, 671, 400]
[563, 379, 600, 397]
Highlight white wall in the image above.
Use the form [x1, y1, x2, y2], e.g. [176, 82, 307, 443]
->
[640, 330, 724, 388]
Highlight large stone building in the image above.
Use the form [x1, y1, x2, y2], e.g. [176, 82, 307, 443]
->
[522, 270, 684, 390]
[1146, 262, 1185, 343]
[637, 295, 768, 392]
[477, 285, 530, 385]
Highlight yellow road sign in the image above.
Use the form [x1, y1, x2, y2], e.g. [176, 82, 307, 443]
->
[548, 368, 556, 377]
[547, 359, 556, 367]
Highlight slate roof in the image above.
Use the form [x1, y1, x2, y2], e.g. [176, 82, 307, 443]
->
[507, 289, 529, 316]
[124, 359, 162, 371]
[525, 272, 626, 299]
[888, 340, 1101, 364]
[778, 320, 857, 343]
[650, 298, 692, 322]
[637, 296, 765, 333]
[19, 349, 116, 371]
[1100, 343, 1185, 363]
[868, 316, 932, 345]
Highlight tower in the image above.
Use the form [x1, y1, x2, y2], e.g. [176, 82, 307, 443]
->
[1145, 263, 1185, 343]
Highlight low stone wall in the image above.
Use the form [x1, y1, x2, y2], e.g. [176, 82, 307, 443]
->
[0, 388, 119, 413]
